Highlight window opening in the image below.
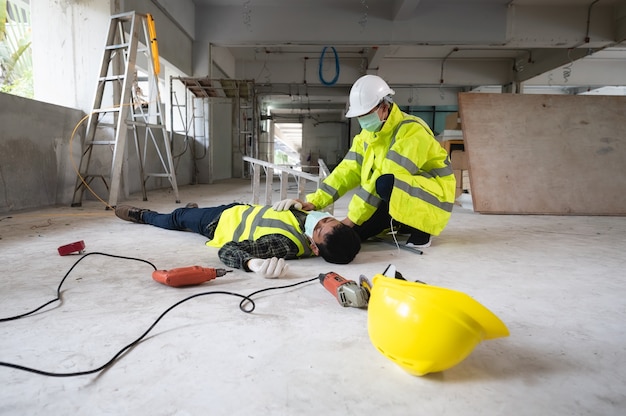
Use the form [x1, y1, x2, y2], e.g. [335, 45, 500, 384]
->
[0, 0, 32, 98]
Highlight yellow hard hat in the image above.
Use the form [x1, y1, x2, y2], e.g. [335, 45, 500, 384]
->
[367, 275, 509, 376]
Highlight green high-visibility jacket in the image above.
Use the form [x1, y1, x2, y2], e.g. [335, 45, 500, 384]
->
[307, 104, 456, 236]
[206, 204, 313, 257]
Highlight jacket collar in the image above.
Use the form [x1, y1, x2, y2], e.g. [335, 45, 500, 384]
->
[365, 103, 402, 144]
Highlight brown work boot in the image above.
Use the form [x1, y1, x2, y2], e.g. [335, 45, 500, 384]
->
[115, 205, 151, 224]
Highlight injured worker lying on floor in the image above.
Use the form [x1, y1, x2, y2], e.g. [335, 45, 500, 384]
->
[114, 202, 361, 278]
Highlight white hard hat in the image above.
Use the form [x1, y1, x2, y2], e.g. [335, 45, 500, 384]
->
[345, 75, 395, 118]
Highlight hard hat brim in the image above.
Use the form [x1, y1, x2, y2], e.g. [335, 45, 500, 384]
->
[345, 107, 369, 118]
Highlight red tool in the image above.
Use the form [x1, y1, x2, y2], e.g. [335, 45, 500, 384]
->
[152, 266, 231, 288]
[319, 271, 370, 308]
[58, 240, 86, 256]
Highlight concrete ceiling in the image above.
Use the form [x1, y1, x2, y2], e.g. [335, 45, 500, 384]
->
[192, 0, 626, 116]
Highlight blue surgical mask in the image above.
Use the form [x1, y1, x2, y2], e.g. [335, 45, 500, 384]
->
[304, 211, 333, 238]
[358, 111, 383, 132]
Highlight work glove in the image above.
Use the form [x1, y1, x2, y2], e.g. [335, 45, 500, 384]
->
[272, 199, 303, 211]
[247, 257, 288, 279]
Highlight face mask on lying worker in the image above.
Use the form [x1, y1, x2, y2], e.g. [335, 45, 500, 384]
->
[304, 211, 334, 238]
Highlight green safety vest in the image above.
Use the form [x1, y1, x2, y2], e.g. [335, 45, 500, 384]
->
[206, 205, 313, 257]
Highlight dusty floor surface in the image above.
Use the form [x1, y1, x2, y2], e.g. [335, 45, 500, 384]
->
[1, 179, 625, 415]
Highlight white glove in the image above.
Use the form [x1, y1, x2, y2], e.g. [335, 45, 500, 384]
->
[247, 257, 288, 279]
[272, 199, 302, 211]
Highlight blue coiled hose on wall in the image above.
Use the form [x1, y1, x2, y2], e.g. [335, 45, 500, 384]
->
[319, 46, 340, 86]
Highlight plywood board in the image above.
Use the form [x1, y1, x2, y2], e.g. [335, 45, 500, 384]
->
[458, 93, 626, 215]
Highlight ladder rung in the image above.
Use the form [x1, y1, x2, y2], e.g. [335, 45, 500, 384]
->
[126, 121, 165, 129]
[99, 75, 126, 82]
[110, 12, 135, 21]
[146, 173, 174, 178]
[93, 107, 122, 114]
[95, 122, 117, 128]
[105, 43, 130, 51]
[86, 140, 117, 145]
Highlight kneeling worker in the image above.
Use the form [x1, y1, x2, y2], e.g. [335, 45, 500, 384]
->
[274, 75, 456, 248]
[114, 203, 361, 278]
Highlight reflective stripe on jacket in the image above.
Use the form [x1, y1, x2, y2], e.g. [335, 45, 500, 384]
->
[307, 104, 456, 236]
[206, 205, 313, 257]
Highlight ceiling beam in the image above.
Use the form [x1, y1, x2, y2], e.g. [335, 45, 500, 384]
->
[391, 0, 421, 21]
[366, 46, 387, 72]
[515, 48, 600, 83]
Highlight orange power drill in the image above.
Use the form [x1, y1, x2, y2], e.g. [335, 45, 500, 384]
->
[152, 266, 231, 288]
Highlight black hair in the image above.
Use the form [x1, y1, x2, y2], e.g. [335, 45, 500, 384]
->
[317, 223, 361, 264]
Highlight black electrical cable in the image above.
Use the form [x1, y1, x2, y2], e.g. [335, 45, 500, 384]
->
[238, 276, 318, 313]
[0, 252, 318, 377]
[0, 252, 158, 323]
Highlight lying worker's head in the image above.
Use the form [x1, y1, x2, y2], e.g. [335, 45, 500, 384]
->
[307, 215, 361, 264]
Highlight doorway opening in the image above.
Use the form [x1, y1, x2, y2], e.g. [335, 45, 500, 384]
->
[274, 122, 302, 167]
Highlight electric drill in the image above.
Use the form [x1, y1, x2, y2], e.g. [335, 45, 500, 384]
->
[319, 271, 370, 308]
[152, 266, 231, 288]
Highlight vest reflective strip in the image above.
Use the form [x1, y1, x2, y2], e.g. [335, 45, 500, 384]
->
[319, 182, 341, 202]
[387, 149, 418, 175]
[395, 178, 454, 213]
[344, 150, 363, 165]
[388, 149, 453, 178]
[389, 118, 434, 147]
[429, 162, 453, 177]
[232, 205, 260, 241]
[261, 215, 311, 255]
[255, 216, 300, 239]
[356, 187, 383, 207]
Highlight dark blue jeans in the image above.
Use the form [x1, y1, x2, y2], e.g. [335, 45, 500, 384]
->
[141, 203, 240, 238]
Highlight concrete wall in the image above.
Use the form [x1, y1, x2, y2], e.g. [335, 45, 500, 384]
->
[31, 0, 113, 111]
[0, 93, 86, 213]
[0, 92, 196, 213]
[301, 118, 349, 171]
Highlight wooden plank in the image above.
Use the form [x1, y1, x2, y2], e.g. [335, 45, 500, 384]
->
[458, 93, 626, 215]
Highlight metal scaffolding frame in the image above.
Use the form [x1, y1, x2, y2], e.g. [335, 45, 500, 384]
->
[169, 77, 258, 180]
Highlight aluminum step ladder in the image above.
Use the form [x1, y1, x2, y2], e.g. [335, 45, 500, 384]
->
[71, 11, 180, 208]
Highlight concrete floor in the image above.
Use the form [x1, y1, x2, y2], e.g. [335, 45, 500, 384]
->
[1, 178, 625, 416]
